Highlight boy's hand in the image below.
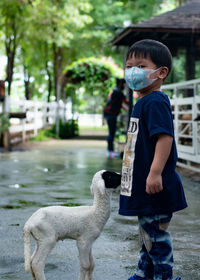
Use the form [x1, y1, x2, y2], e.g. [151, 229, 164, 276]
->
[146, 134, 173, 195]
[146, 170, 163, 194]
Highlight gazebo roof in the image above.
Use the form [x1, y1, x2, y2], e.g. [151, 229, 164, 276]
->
[111, 1, 200, 48]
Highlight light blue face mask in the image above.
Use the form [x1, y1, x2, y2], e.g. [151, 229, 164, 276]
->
[124, 67, 159, 90]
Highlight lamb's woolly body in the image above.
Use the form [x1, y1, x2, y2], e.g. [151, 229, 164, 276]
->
[25, 198, 110, 241]
[23, 170, 121, 280]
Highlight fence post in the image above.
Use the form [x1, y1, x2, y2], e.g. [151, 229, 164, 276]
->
[193, 93, 198, 156]
[56, 102, 60, 136]
[174, 87, 178, 145]
[20, 101, 26, 143]
[33, 102, 38, 137]
[42, 102, 47, 128]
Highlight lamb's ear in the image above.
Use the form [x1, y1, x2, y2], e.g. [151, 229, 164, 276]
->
[98, 179, 106, 195]
[102, 171, 121, 189]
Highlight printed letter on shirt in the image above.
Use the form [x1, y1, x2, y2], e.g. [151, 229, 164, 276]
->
[121, 117, 139, 196]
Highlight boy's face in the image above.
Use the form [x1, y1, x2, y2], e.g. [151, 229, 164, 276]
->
[125, 53, 168, 95]
[125, 53, 157, 72]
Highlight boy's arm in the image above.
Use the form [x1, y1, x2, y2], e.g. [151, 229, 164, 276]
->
[146, 134, 173, 195]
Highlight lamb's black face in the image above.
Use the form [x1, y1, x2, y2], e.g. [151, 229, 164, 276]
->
[101, 171, 121, 189]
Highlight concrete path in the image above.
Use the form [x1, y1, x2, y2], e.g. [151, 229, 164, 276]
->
[0, 139, 199, 280]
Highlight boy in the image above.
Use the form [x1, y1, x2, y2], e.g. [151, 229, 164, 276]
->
[119, 39, 187, 280]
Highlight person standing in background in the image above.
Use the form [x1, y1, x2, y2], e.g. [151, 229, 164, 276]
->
[104, 78, 129, 158]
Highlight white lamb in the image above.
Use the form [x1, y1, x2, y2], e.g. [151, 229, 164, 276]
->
[23, 170, 121, 280]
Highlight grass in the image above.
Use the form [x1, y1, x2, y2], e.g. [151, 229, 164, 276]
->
[30, 128, 58, 142]
[79, 125, 107, 132]
[30, 125, 107, 142]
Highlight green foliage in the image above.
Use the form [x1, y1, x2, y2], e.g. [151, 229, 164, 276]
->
[28, 0, 93, 46]
[166, 51, 187, 84]
[64, 57, 122, 92]
[51, 119, 79, 139]
[115, 128, 126, 144]
[0, 114, 10, 134]
[30, 128, 57, 141]
[64, 57, 123, 113]
[31, 119, 79, 141]
[171, 54, 185, 82]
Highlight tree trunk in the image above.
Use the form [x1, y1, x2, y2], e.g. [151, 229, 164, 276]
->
[23, 64, 32, 100]
[5, 21, 17, 96]
[53, 43, 63, 101]
[6, 41, 16, 96]
[60, 74, 67, 100]
[52, 44, 63, 136]
[47, 71, 53, 103]
[0, 80, 5, 101]
[44, 43, 53, 103]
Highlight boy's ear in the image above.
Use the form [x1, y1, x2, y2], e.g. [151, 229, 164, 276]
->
[158, 67, 168, 79]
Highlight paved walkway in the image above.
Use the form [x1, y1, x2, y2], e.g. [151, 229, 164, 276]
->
[0, 138, 199, 280]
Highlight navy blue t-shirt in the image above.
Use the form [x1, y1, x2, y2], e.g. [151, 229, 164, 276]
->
[119, 91, 187, 216]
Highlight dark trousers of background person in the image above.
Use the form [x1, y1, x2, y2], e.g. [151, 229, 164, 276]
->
[104, 113, 117, 151]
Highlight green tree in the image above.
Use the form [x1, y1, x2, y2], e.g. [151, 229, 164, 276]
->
[73, 0, 165, 66]
[0, 0, 186, 101]
[19, 0, 173, 101]
[27, 0, 93, 101]
[0, 0, 31, 95]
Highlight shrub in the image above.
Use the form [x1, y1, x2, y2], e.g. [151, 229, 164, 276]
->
[31, 119, 79, 141]
[51, 119, 79, 139]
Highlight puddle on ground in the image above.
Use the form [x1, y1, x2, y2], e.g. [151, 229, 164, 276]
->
[0, 273, 19, 279]
[45, 263, 58, 271]
[0, 257, 24, 279]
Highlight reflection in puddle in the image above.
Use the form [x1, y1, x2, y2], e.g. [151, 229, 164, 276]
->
[8, 184, 20, 189]
[0, 273, 18, 279]
[1, 205, 22, 209]
[0, 257, 24, 279]
[0, 199, 82, 210]
[45, 263, 58, 271]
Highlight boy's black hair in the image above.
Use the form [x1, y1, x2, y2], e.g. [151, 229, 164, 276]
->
[126, 39, 172, 77]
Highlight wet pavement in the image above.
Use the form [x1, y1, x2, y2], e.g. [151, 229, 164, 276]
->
[0, 139, 199, 280]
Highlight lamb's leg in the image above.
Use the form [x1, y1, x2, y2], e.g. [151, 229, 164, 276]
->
[31, 239, 56, 280]
[77, 240, 93, 280]
[30, 245, 39, 280]
[88, 248, 95, 280]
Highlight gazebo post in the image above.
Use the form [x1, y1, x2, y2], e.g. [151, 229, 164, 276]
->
[186, 37, 196, 81]
[186, 42, 196, 96]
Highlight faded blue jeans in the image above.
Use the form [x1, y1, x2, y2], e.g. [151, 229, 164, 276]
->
[136, 214, 173, 280]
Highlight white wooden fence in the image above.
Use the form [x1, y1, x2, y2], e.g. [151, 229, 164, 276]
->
[1, 78, 200, 172]
[2, 99, 103, 145]
[5, 100, 72, 144]
[162, 78, 200, 172]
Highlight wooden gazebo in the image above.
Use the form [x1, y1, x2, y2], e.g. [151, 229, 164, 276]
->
[111, 0, 200, 82]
